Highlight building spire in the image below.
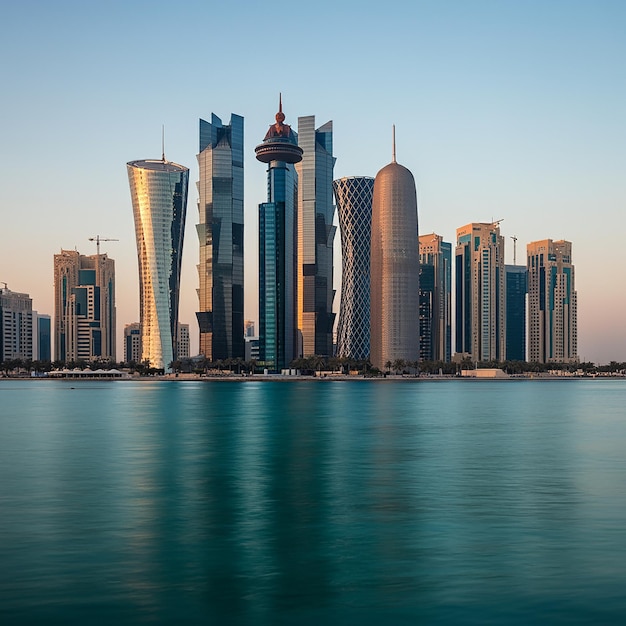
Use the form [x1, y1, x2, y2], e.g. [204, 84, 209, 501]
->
[161, 125, 165, 162]
[392, 124, 396, 163]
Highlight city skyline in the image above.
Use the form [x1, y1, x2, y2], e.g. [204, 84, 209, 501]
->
[1, 2, 625, 363]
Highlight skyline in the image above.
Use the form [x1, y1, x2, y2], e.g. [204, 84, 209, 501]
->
[1, 1, 625, 363]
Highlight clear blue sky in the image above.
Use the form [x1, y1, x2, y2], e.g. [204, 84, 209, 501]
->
[1, 0, 624, 363]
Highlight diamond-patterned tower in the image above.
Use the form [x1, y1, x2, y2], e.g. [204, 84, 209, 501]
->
[333, 176, 374, 361]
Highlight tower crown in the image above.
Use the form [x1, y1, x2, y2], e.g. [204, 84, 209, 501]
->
[255, 95, 303, 164]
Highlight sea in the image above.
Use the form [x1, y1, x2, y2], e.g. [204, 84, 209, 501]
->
[1, 378, 625, 625]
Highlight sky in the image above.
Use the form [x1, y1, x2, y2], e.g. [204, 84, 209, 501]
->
[1, 0, 624, 364]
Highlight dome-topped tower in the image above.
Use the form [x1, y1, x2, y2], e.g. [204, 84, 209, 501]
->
[370, 126, 420, 371]
[255, 95, 303, 164]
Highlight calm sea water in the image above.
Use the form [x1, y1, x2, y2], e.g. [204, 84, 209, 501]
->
[1, 379, 625, 625]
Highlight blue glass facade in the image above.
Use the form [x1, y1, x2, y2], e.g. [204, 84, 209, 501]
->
[505, 264, 527, 361]
[196, 113, 244, 361]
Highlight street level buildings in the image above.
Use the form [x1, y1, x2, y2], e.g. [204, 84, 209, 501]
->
[370, 134, 420, 371]
[295, 116, 336, 358]
[255, 98, 303, 372]
[0, 286, 33, 361]
[419, 233, 452, 362]
[333, 176, 374, 361]
[455, 222, 506, 362]
[527, 239, 577, 363]
[127, 158, 189, 371]
[196, 113, 244, 361]
[53, 250, 116, 362]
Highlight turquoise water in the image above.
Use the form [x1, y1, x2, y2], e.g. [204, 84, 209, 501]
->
[1, 379, 625, 624]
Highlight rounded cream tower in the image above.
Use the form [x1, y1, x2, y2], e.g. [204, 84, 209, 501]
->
[127, 158, 189, 371]
[370, 130, 420, 371]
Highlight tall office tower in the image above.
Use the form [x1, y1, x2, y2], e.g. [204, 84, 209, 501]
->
[53, 250, 116, 362]
[35, 313, 51, 361]
[527, 239, 577, 363]
[244, 320, 255, 338]
[333, 176, 374, 361]
[419, 234, 452, 362]
[0, 286, 33, 360]
[124, 322, 141, 363]
[178, 323, 190, 359]
[455, 222, 506, 362]
[505, 265, 527, 361]
[370, 132, 420, 371]
[255, 98, 303, 372]
[127, 158, 189, 371]
[196, 113, 244, 361]
[295, 116, 336, 358]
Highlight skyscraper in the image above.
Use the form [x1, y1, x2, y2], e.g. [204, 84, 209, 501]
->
[505, 264, 527, 361]
[370, 132, 420, 371]
[333, 176, 374, 361]
[124, 322, 141, 364]
[419, 233, 452, 362]
[527, 239, 577, 363]
[0, 286, 33, 361]
[127, 158, 189, 371]
[53, 250, 116, 362]
[455, 222, 506, 362]
[295, 116, 336, 358]
[196, 113, 244, 361]
[255, 98, 303, 372]
[35, 313, 51, 362]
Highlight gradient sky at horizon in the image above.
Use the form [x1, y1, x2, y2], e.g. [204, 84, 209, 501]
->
[1, 0, 624, 363]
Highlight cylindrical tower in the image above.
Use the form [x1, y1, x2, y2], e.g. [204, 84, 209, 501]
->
[333, 176, 374, 361]
[256, 97, 302, 372]
[127, 159, 189, 371]
[370, 140, 419, 372]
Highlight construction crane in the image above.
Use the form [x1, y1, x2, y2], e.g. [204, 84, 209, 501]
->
[88, 235, 119, 257]
[511, 236, 518, 265]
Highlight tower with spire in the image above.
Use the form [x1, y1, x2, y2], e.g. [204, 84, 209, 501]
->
[370, 126, 420, 371]
[256, 97, 303, 371]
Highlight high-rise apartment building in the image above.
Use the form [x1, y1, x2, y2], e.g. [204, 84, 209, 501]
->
[35, 313, 51, 361]
[295, 116, 336, 358]
[370, 134, 420, 371]
[53, 250, 116, 362]
[419, 234, 452, 362]
[0, 286, 33, 360]
[255, 98, 303, 372]
[124, 322, 141, 364]
[333, 176, 374, 361]
[527, 239, 577, 363]
[196, 113, 244, 361]
[127, 158, 189, 371]
[455, 222, 506, 362]
[178, 323, 190, 359]
[505, 264, 527, 361]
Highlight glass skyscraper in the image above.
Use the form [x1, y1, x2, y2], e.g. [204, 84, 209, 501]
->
[196, 113, 244, 361]
[127, 158, 189, 371]
[256, 99, 303, 372]
[527, 239, 577, 363]
[455, 222, 506, 362]
[370, 137, 420, 372]
[295, 117, 336, 358]
[333, 176, 374, 361]
[419, 234, 452, 362]
[505, 264, 527, 361]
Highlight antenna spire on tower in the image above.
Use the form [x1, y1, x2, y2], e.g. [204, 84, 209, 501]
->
[392, 124, 396, 163]
[161, 125, 165, 162]
[279, 92, 282, 114]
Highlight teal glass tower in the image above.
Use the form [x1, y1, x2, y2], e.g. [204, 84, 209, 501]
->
[196, 113, 244, 361]
[505, 264, 527, 361]
[256, 98, 303, 372]
[127, 158, 189, 371]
